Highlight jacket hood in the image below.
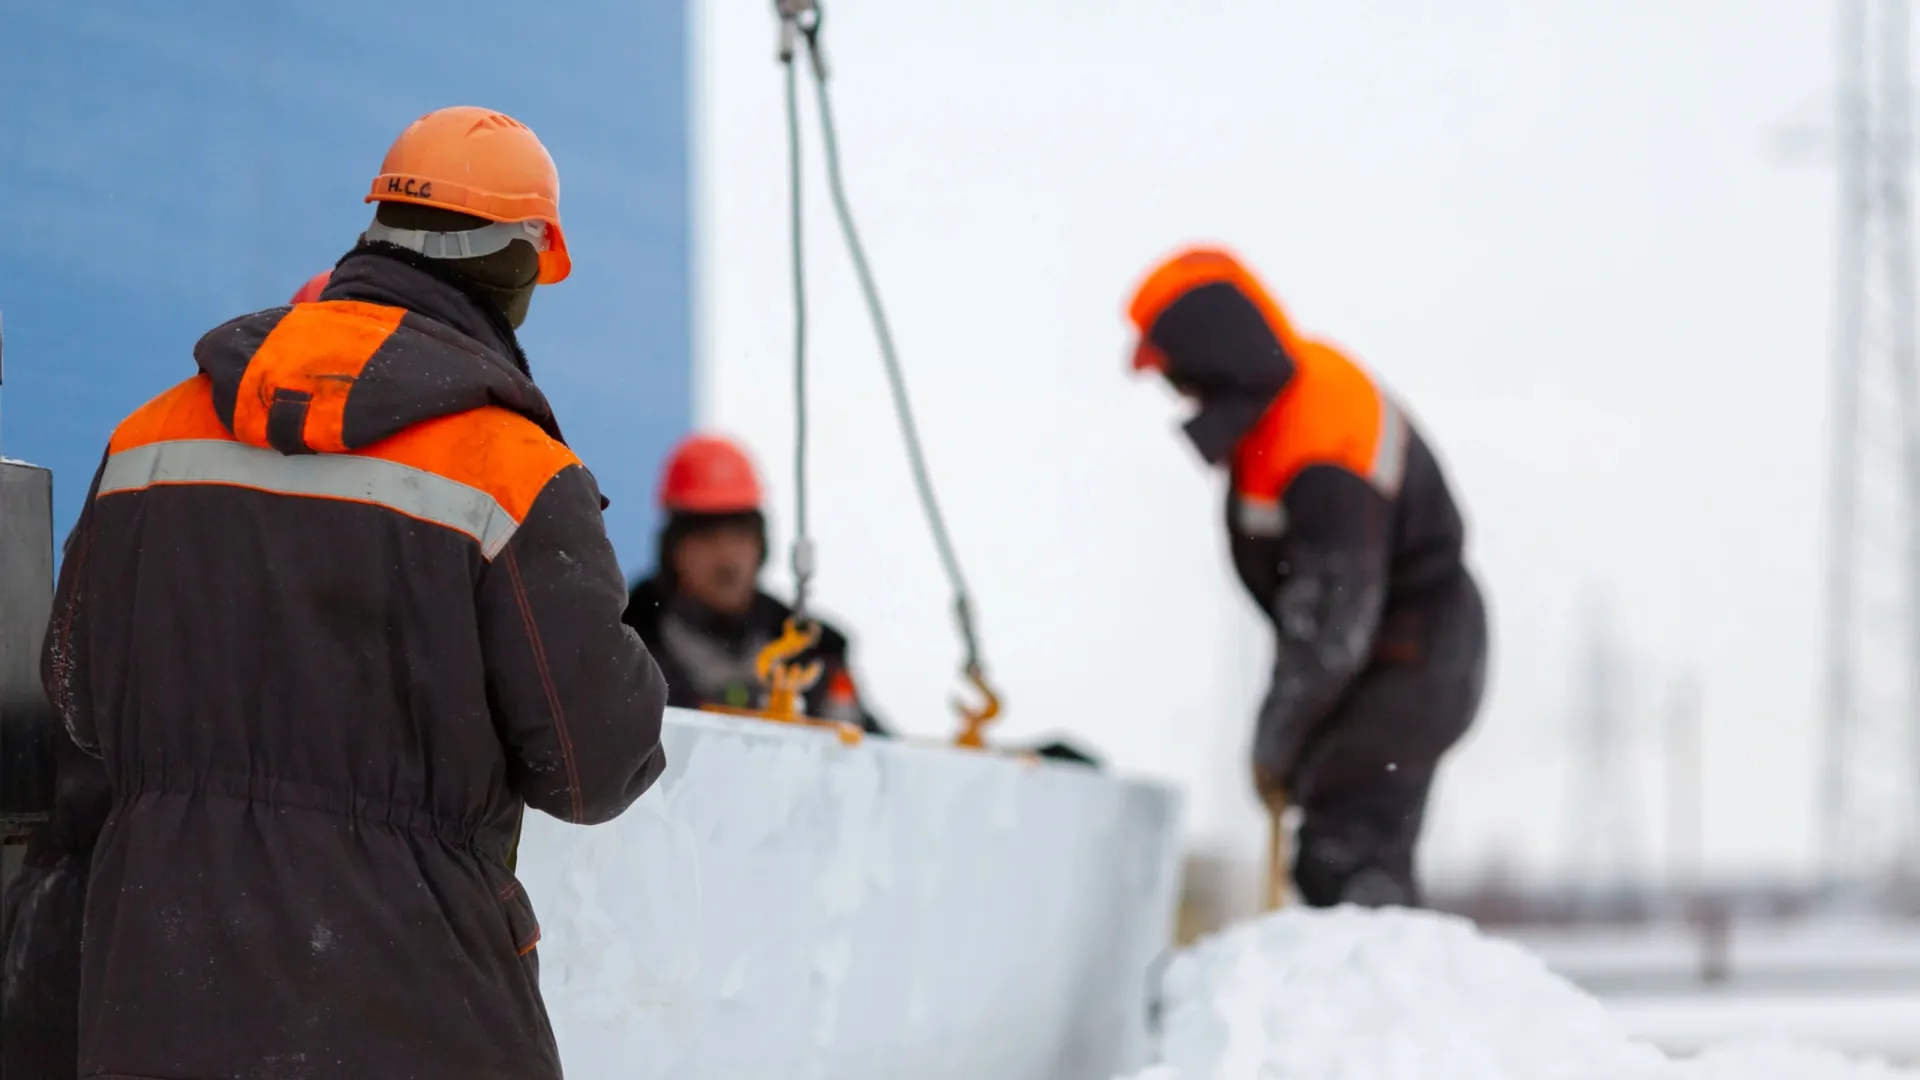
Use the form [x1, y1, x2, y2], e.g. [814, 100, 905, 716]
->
[193, 250, 562, 456]
[1126, 246, 1307, 464]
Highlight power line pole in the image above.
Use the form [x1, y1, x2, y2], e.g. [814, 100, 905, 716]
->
[1567, 596, 1639, 907]
[1665, 671, 1704, 902]
[1820, 0, 1920, 893]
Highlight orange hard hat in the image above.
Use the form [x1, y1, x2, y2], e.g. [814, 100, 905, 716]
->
[365, 106, 571, 285]
[289, 271, 331, 305]
[659, 434, 764, 514]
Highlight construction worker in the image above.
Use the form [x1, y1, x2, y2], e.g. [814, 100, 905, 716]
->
[624, 433, 888, 733]
[39, 107, 667, 1080]
[0, 268, 344, 1080]
[1125, 245, 1488, 909]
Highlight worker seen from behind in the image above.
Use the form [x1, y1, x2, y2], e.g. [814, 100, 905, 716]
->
[624, 433, 887, 733]
[41, 106, 667, 1080]
[1125, 245, 1488, 909]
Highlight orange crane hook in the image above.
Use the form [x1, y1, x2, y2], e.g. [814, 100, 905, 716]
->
[701, 617, 863, 745]
[952, 664, 1003, 750]
[753, 616, 825, 722]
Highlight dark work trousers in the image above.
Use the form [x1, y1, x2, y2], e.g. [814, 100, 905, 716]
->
[1, 741, 109, 1080]
[1290, 575, 1488, 908]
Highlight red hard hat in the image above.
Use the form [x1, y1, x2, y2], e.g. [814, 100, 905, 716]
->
[658, 434, 763, 514]
[290, 271, 331, 304]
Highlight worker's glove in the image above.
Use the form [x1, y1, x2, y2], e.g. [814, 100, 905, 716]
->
[1250, 675, 1313, 803]
[1251, 760, 1289, 813]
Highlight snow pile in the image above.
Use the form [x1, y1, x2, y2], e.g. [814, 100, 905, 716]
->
[1124, 907, 1919, 1080]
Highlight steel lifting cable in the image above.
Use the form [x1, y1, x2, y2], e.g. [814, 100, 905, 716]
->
[778, 2, 818, 622]
[772, 1, 999, 721]
[698, 4, 850, 743]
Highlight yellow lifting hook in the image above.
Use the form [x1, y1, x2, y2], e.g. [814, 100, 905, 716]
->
[951, 664, 1003, 750]
[754, 616, 825, 719]
[701, 617, 864, 746]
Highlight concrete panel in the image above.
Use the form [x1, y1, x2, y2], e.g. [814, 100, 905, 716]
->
[518, 709, 1184, 1080]
[0, 458, 55, 835]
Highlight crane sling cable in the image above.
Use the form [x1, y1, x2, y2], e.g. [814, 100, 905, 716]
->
[697, 0, 862, 747]
[774, 1, 1004, 748]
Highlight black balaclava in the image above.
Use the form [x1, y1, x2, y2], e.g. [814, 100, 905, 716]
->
[370, 202, 541, 330]
[656, 507, 768, 641]
[1145, 281, 1298, 465]
[328, 239, 538, 382]
[655, 509, 770, 592]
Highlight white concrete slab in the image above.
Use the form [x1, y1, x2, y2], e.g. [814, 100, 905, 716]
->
[517, 708, 1185, 1080]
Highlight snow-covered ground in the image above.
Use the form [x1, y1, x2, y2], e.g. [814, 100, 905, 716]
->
[1609, 994, 1920, 1064]
[1507, 920, 1920, 990]
[1508, 921, 1920, 1062]
[1124, 908, 1920, 1080]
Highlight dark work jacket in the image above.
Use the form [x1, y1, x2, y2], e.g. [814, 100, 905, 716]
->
[40, 251, 668, 1080]
[1132, 259, 1483, 782]
[623, 576, 888, 735]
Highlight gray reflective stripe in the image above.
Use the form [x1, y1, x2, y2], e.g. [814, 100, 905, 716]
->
[99, 439, 521, 558]
[1236, 495, 1288, 537]
[1370, 393, 1409, 496]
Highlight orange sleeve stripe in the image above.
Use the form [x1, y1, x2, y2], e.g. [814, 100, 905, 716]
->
[1234, 341, 1400, 498]
[108, 375, 237, 454]
[357, 407, 583, 525]
[827, 669, 858, 701]
[234, 301, 406, 454]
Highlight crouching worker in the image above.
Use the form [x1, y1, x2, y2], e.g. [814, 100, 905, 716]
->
[40, 106, 668, 1080]
[1125, 245, 1488, 909]
[625, 434, 888, 733]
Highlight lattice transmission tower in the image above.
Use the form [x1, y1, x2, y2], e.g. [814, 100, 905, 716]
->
[1821, 0, 1920, 889]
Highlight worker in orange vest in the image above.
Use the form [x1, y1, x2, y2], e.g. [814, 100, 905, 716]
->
[623, 433, 886, 732]
[1126, 245, 1488, 908]
[42, 107, 666, 1079]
